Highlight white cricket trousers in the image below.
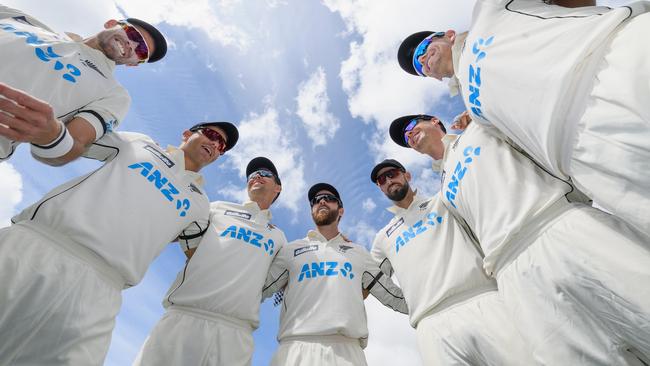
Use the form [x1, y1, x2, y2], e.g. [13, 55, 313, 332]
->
[570, 12, 650, 238]
[133, 306, 254, 366]
[495, 203, 650, 365]
[0, 222, 123, 366]
[416, 291, 530, 366]
[271, 335, 367, 366]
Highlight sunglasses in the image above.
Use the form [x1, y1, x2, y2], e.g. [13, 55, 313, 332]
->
[376, 168, 403, 186]
[247, 169, 275, 181]
[310, 193, 341, 207]
[412, 31, 445, 76]
[195, 128, 227, 154]
[403, 117, 422, 144]
[117, 21, 149, 64]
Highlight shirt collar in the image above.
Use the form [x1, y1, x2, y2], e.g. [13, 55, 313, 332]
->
[431, 134, 460, 172]
[242, 200, 273, 221]
[166, 145, 205, 186]
[306, 230, 346, 244]
[386, 192, 430, 214]
[448, 31, 468, 97]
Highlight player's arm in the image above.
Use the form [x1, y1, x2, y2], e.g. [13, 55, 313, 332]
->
[361, 249, 408, 314]
[262, 247, 289, 301]
[450, 110, 472, 131]
[177, 219, 210, 259]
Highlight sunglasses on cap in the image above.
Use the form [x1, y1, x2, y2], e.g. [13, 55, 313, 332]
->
[117, 21, 149, 64]
[247, 169, 275, 181]
[310, 193, 341, 207]
[412, 31, 445, 77]
[194, 127, 227, 154]
[376, 168, 404, 186]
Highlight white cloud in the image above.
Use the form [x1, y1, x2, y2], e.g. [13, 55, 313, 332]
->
[341, 220, 377, 249]
[221, 104, 307, 213]
[295, 67, 340, 146]
[365, 296, 422, 366]
[0, 162, 23, 228]
[410, 166, 442, 198]
[362, 197, 376, 213]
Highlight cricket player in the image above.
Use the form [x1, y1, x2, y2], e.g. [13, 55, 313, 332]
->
[262, 183, 408, 366]
[0, 4, 167, 165]
[389, 114, 650, 364]
[134, 157, 287, 366]
[397, 1, 650, 238]
[0, 120, 238, 365]
[370, 158, 529, 365]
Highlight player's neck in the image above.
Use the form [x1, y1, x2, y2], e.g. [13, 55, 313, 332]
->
[316, 223, 340, 241]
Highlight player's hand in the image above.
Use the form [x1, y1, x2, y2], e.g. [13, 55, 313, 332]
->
[450, 110, 472, 131]
[0, 82, 62, 146]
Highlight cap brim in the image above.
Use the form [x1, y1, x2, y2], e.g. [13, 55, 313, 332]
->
[397, 31, 433, 76]
[191, 121, 239, 151]
[389, 115, 420, 148]
[126, 18, 167, 63]
[246, 157, 281, 184]
[308, 183, 341, 205]
[370, 159, 405, 183]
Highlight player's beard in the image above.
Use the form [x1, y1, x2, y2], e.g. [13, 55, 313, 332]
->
[312, 207, 339, 226]
[386, 181, 410, 202]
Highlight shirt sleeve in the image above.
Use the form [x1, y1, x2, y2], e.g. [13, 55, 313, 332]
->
[370, 234, 393, 277]
[71, 85, 131, 141]
[177, 218, 209, 252]
[0, 5, 52, 31]
[262, 246, 289, 300]
[361, 249, 408, 314]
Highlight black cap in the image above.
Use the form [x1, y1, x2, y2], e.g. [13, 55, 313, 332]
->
[370, 159, 406, 183]
[246, 157, 281, 185]
[126, 18, 167, 63]
[308, 183, 342, 207]
[189, 121, 239, 151]
[389, 114, 446, 148]
[397, 31, 434, 76]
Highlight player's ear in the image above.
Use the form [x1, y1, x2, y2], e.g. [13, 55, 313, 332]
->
[404, 171, 412, 182]
[182, 130, 193, 142]
[104, 19, 119, 29]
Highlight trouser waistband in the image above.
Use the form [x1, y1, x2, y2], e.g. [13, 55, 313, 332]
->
[280, 334, 361, 345]
[167, 305, 253, 332]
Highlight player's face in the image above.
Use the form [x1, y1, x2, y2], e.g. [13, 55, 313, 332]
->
[376, 167, 411, 202]
[311, 190, 343, 226]
[181, 126, 227, 171]
[417, 38, 453, 80]
[406, 118, 446, 158]
[247, 169, 281, 203]
[97, 20, 155, 66]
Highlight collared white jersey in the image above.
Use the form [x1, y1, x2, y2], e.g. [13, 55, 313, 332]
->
[262, 232, 408, 345]
[164, 200, 287, 328]
[371, 195, 496, 328]
[12, 131, 209, 286]
[457, 0, 649, 175]
[0, 5, 129, 159]
[438, 123, 572, 275]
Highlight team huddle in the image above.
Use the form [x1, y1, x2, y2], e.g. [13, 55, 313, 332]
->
[1, 0, 649, 365]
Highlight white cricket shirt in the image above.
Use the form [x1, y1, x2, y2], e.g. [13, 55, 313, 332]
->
[164, 200, 288, 329]
[262, 232, 408, 345]
[371, 195, 496, 328]
[0, 5, 130, 158]
[12, 131, 209, 286]
[456, 0, 649, 175]
[437, 123, 572, 275]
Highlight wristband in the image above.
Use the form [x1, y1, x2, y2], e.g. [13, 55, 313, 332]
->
[31, 120, 74, 159]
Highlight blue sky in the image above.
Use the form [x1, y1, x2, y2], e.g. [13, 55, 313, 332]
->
[0, 0, 630, 364]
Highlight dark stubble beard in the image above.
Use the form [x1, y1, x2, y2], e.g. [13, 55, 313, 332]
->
[312, 207, 339, 226]
[386, 181, 410, 202]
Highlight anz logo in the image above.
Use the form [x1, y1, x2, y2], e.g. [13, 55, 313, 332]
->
[220, 225, 275, 255]
[298, 262, 354, 282]
[128, 162, 191, 217]
[445, 145, 481, 209]
[466, 35, 494, 121]
[394, 212, 443, 253]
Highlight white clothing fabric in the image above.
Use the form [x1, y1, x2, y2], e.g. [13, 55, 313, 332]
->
[133, 307, 254, 366]
[454, 0, 650, 236]
[0, 5, 130, 161]
[271, 336, 367, 366]
[371, 195, 496, 327]
[569, 12, 650, 237]
[438, 123, 572, 276]
[164, 200, 287, 328]
[416, 292, 529, 366]
[496, 203, 650, 365]
[262, 232, 407, 346]
[0, 223, 122, 366]
[12, 131, 209, 286]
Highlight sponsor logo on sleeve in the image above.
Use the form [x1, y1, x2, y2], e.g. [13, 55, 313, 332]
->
[294, 245, 319, 257]
[224, 210, 252, 220]
[144, 145, 175, 168]
[385, 217, 404, 238]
